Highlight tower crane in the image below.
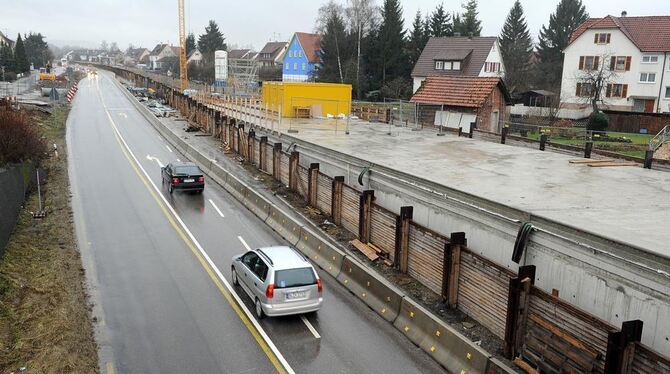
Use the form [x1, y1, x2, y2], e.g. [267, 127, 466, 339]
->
[178, 0, 188, 92]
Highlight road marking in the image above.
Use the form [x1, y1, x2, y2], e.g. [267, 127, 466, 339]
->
[146, 155, 164, 168]
[238, 236, 252, 251]
[300, 315, 321, 339]
[106, 362, 115, 374]
[118, 112, 127, 118]
[209, 199, 225, 218]
[166, 145, 173, 153]
[95, 78, 294, 374]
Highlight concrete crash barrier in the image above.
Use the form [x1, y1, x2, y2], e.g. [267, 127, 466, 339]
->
[225, 175, 247, 202]
[295, 226, 344, 278]
[336, 256, 403, 323]
[186, 144, 213, 172]
[265, 205, 302, 245]
[394, 297, 491, 374]
[243, 188, 271, 222]
[485, 358, 518, 374]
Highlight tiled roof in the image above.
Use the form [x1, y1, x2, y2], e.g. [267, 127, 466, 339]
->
[569, 15, 670, 52]
[412, 36, 496, 77]
[150, 44, 166, 55]
[171, 46, 181, 56]
[295, 32, 321, 63]
[228, 49, 252, 59]
[410, 76, 505, 108]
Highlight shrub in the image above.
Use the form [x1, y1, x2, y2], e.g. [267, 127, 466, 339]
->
[587, 111, 609, 132]
[0, 110, 47, 165]
[2, 71, 17, 82]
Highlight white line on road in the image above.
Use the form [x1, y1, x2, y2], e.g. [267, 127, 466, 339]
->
[98, 85, 295, 374]
[300, 316, 321, 339]
[146, 155, 164, 168]
[238, 236, 252, 251]
[209, 199, 225, 218]
[166, 145, 173, 153]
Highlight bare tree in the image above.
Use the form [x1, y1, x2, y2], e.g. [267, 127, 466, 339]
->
[573, 52, 620, 113]
[346, 0, 378, 99]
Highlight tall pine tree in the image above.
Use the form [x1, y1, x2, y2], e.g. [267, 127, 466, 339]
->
[429, 3, 452, 37]
[319, 7, 349, 83]
[376, 0, 406, 85]
[407, 10, 427, 68]
[14, 34, 29, 73]
[500, 0, 533, 94]
[185, 33, 196, 56]
[536, 0, 588, 90]
[459, 0, 482, 36]
[0, 44, 15, 78]
[453, 13, 463, 35]
[198, 20, 226, 62]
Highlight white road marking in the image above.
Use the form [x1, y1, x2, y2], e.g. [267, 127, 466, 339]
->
[166, 145, 173, 153]
[97, 82, 295, 374]
[300, 316, 321, 339]
[238, 236, 252, 251]
[146, 155, 164, 168]
[209, 199, 225, 218]
[118, 112, 127, 118]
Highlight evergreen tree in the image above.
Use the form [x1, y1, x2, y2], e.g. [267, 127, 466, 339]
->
[500, 0, 533, 94]
[24, 33, 51, 68]
[14, 34, 29, 73]
[198, 20, 226, 62]
[460, 0, 482, 36]
[376, 0, 407, 85]
[185, 33, 196, 55]
[429, 3, 452, 37]
[319, 7, 350, 83]
[536, 0, 588, 90]
[407, 10, 427, 68]
[452, 13, 463, 35]
[0, 44, 15, 77]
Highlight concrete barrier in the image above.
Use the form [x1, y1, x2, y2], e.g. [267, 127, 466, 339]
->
[336, 256, 404, 323]
[394, 297, 491, 373]
[295, 226, 345, 278]
[265, 205, 302, 245]
[244, 188, 271, 222]
[485, 358, 518, 374]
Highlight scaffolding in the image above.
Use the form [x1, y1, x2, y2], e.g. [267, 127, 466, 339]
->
[225, 57, 259, 97]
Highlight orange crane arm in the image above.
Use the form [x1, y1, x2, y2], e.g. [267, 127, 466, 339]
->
[178, 0, 188, 92]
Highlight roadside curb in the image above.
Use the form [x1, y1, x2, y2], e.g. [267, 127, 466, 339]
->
[113, 74, 514, 374]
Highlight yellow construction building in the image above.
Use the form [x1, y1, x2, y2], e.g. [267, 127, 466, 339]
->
[262, 82, 352, 118]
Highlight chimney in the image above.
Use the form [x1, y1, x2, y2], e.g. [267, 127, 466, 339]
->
[621, 10, 627, 17]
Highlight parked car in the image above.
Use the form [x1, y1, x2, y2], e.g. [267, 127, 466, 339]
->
[231, 246, 323, 319]
[161, 161, 204, 194]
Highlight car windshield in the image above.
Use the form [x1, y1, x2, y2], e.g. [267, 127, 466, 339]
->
[174, 165, 201, 175]
[274, 267, 316, 288]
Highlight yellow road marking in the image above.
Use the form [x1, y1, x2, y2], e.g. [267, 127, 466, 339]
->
[106, 362, 115, 374]
[93, 77, 288, 373]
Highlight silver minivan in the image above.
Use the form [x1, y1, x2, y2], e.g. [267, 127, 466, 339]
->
[231, 246, 323, 319]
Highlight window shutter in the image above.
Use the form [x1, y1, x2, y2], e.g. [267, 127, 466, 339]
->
[625, 56, 631, 71]
[610, 57, 616, 70]
[579, 56, 585, 70]
[606, 84, 612, 98]
[594, 56, 600, 69]
[576, 83, 582, 96]
[594, 34, 599, 43]
[622, 84, 628, 98]
[606, 34, 611, 43]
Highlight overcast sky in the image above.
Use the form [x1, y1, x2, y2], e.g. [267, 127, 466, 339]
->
[2, 0, 669, 53]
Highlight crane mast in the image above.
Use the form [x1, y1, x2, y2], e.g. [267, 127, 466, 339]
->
[178, 0, 188, 92]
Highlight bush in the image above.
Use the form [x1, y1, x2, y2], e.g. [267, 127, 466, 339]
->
[2, 71, 17, 82]
[0, 110, 47, 165]
[587, 111, 609, 132]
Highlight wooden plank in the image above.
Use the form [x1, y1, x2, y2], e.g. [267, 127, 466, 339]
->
[586, 162, 638, 167]
[350, 239, 379, 261]
[568, 158, 614, 164]
[513, 358, 539, 374]
[528, 314, 600, 359]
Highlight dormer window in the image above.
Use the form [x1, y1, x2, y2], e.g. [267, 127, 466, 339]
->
[594, 33, 611, 44]
[435, 61, 444, 70]
[435, 60, 461, 71]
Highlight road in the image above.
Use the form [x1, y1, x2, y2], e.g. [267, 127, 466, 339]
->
[67, 70, 447, 373]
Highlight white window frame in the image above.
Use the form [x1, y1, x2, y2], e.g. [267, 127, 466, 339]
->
[299, 51, 303, 58]
[665, 87, 670, 99]
[444, 61, 453, 70]
[452, 61, 461, 71]
[639, 72, 656, 83]
[642, 55, 659, 64]
[435, 61, 443, 70]
[285, 64, 289, 70]
[294, 63, 298, 70]
[302, 63, 306, 71]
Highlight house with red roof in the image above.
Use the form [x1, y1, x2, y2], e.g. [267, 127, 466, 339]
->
[282, 32, 321, 82]
[561, 13, 670, 113]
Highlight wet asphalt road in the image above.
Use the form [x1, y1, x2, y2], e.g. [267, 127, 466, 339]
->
[67, 71, 446, 374]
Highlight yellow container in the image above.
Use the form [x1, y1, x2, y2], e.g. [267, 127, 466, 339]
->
[262, 82, 352, 118]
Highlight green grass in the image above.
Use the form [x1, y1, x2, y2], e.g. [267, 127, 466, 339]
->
[522, 130, 651, 159]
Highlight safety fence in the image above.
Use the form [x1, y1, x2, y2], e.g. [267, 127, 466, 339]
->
[106, 65, 670, 373]
[0, 163, 35, 256]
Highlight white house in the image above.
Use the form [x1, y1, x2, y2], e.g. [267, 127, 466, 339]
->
[560, 14, 670, 113]
[148, 44, 177, 70]
[411, 36, 505, 93]
[187, 49, 203, 65]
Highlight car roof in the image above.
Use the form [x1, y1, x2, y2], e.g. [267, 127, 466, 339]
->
[170, 161, 199, 167]
[256, 246, 311, 270]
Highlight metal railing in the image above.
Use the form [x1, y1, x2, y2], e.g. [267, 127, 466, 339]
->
[649, 125, 670, 151]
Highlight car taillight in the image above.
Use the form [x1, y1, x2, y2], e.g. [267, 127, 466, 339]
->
[197, 176, 204, 183]
[265, 284, 274, 299]
[317, 279, 323, 293]
[172, 177, 180, 184]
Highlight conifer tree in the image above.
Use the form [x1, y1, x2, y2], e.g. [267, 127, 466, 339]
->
[499, 0, 533, 93]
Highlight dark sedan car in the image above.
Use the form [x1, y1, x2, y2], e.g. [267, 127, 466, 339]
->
[161, 162, 204, 194]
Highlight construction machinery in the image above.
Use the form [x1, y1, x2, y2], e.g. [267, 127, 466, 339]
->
[177, 0, 188, 93]
[39, 64, 56, 81]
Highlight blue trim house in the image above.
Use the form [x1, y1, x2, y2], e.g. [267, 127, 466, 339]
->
[282, 32, 321, 82]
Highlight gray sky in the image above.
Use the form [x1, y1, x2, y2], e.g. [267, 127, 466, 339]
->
[2, 0, 669, 53]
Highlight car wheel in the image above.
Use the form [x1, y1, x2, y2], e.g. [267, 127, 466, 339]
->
[255, 298, 265, 319]
[168, 184, 174, 194]
[231, 267, 239, 286]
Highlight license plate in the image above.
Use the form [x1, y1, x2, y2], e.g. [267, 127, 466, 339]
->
[285, 291, 306, 300]
[183, 178, 195, 183]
